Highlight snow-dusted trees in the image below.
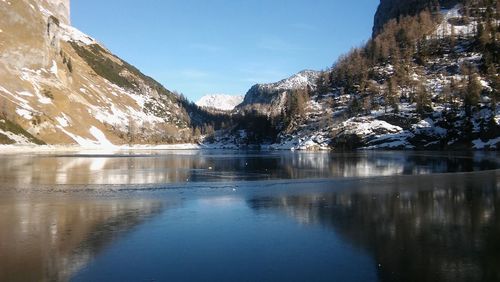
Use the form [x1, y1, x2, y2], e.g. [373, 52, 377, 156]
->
[319, 7, 444, 115]
[372, 9, 437, 65]
[383, 77, 399, 113]
[330, 48, 370, 94]
[415, 82, 433, 116]
[286, 88, 309, 120]
[463, 73, 483, 116]
[316, 72, 331, 97]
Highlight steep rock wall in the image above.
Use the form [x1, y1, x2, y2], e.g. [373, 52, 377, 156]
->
[41, 0, 70, 24]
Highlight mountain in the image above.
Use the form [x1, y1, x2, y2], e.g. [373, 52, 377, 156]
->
[41, 0, 70, 24]
[196, 94, 244, 111]
[236, 70, 320, 117]
[373, 0, 460, 36]
[208, 0, 499, 150]
[2, 0, 498, 150]
[0, 0, 215, 146]
[290, 1, 499, 150]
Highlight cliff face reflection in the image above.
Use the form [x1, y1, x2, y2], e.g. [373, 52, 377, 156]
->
[0, 151, 498, 187]
[0, 197, 167, 282]
[248, 171, 500, 282]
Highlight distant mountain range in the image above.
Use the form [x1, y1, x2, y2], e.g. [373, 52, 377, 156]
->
[196, 94, 244, 111]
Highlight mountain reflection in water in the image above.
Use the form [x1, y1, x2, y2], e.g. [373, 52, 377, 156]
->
[0, 197, 167, 282]
[0, 151, 498, 187]
[0, 151, 499, 282]
[248, 171, 500, 282]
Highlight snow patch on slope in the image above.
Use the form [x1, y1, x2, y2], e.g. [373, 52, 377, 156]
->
[89, 126, 114, 147]
[0, 128, 33, 144]
[16, 108, 33, 120]
[436, 5, 478, 38]
[57, 126, 115, 148]
[50, 60, 58, 75]
[55, 113, 71, 127]
[59, 23, 96, 45]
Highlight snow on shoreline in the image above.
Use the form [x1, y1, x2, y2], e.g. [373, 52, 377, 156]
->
[0, 143, 203, 154]
[1, 141, 498, 153]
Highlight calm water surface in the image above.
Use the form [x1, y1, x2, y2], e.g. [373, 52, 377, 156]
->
[0, 151, 499, 282]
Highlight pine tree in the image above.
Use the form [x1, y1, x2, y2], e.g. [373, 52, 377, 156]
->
[496, 0, 500, 20]
[416, 82, 432, 116]
[193, 127, 202, 139]
[286, 89, 309, 121]
[442, 83, 452, 110]
[316, 72, 330, 97]
[449, 77, 463, 112]
[387, 77, 399, 113]
[450, 25, 457, 52]
[463, 5, 471, 24]
[476, 23, 491, 50]
[348, 95, 362, 116]
[463, 73, 483, 116]
[490, 71, 500, 103]
[362, 96, 372, 114]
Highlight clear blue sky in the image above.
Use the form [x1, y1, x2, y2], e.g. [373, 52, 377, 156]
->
[71, 0, 379, 102]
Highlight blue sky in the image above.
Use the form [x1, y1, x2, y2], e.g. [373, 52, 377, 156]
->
[72, 0, 379, 102]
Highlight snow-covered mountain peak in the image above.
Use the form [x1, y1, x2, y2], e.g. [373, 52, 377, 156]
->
[262, 70, 320, 91]
[236, 70, 321, 116]
[196, 94, 244, 111]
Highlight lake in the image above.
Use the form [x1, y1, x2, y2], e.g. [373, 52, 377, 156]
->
[0, 150, 499, 282]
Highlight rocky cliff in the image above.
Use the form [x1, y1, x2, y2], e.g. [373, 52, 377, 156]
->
[0, 0, 206, 146]
[41, 0, 70, 24]
[373, 0, 460, 36]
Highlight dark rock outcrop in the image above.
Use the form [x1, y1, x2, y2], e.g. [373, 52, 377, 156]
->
[373, 0, 461, 36]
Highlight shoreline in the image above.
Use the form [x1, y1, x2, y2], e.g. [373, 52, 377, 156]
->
[0, 143, 204, 153]
[0, 143, 498, 153]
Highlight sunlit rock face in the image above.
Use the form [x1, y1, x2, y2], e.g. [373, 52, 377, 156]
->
[0, 0, 195, 146]
[41, 0, 70, 24]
